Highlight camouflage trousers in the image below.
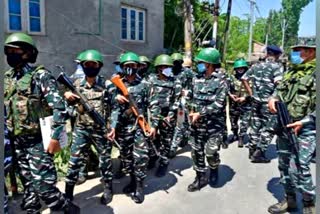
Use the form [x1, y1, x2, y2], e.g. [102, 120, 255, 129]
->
[229, 102, 251, 137]
[117, 126, 149, 181]
[66, 127, 113, 185]
[171, 108, 190, 152]
[276, 125, 316, 199]
[150, 120, 175, 165]
[190, 116, 224, 172]
[248, 101, 276, 152]
[14, 135, 67, 213]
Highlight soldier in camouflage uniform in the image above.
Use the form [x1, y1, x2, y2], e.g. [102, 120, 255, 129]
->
[4, 108, 12, 214]
[225, 59, 251, 148]
[268, 43, 316, 214]
[148, 54, 182, 177]
[187, 48, 227, 192]
[241, 45, 283, 163]
[138, 55, 151, 79]
[64, 50, 116, 205]
[4, 33, 79, 213]
[169, 53, 194, 158]
[110, 52, 160, 203]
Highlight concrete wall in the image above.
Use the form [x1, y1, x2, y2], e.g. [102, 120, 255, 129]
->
[4, 0, 164, 77]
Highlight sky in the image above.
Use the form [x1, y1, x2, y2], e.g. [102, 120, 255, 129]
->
[208, 0, 316, 37]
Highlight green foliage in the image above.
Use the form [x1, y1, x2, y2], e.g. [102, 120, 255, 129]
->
[54, 133, 72, 178]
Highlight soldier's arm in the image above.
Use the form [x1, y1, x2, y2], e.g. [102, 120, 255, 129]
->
[300, 111, 316, 126]
[146, 82, 160, 128]
[241, 67, 253, 96]
[273, 64, 283, 85]
[199, 78, 227, 116]
[39, 70, 68, 140]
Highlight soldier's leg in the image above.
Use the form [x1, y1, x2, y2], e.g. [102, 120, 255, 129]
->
[289, 129, 316, 210]
[92, 130, 113, 205]
[65, 128, 91, 201]
[14, 138, 41, 212]
[117, 127, 134, 176]
[170, 122, 184, 155]
[188, 120, 208, 192]
[239, 105, 251, 143]
[76, 150, 89, 185]
[131, 129, 149, 203]
[28, 142, 69, 211]
[156, 123, 173, 177]
[268, 134, 297, 213]
[248, 105, 262, 159]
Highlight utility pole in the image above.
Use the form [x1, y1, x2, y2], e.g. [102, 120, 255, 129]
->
[248, 0, 255, 61]
[265, 10, 272, 47]
[212, 0, 220, 48]
[222, 0, 232, 62]
[184, 0, 193, 61]
[281, 18, 287, 50]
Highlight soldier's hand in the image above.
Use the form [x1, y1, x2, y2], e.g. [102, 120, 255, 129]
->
[229, 94, 238, 102]
[287, 121, 303, 135]
[237, 97, 246, 103]
[47, 139, 61, 154]
[116, 95, 129, 104]
[106, 128, 116, 141]
[189, 112, 201, 124]
[64, 91, 80, 102]
[149, 127, 157, 139]
[268, 98, 279, 114]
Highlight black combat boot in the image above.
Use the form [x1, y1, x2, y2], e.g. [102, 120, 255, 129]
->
[123, 174, 136, 194]
[187, 171, 208, 192]
[251, 148, 271, 163]
[268, 193, 297, 214]
[76, 175, 87, 185]
[100, 182, 113, 205]
[65, 183, 75, 202]
[64, 201, 80, 214]
[302, 199, 315, 214]
[147, 156, 158, 169]
[209, 168, 219, 186]
[155, 163, 168, 177]
[167, 149, 177, 159]
[248, 145, 256, 159]
[131, 179, 145, 204]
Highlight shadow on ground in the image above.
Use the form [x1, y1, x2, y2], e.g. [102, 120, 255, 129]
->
[267, 177, 303, 214]
[209, 164, 236, 188]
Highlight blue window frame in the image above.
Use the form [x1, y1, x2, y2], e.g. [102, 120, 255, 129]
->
[8, 0, 22, 31]
[121, 6, 145, 41]
[121, 8, 127, 39]
[29, 0, 41, 32]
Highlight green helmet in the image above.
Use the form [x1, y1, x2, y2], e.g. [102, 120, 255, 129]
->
[154, 54, 173, 67]
[80, 49, 103, 65]
[139, 56, 151, 64]
[171, 53, 183, 62]
[4, 32, 38, 63]
[195, 48, 221, 64]
[120, 52, 140, 65]
[233, 59, 248, 69]
[113, 53, 124, 65]
[75, 51, 85, 63]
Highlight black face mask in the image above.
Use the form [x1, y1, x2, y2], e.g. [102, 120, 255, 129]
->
[172, 63, 182, 75]
[83, 67, 101, 77]
[138, 67, 148, 76]
[123, 67, 138, 76]
[235, 69, 246, 80]
[6, 53, 25, 68]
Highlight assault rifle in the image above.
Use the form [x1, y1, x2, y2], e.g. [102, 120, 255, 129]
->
[275, 101, 301, 173]
[57, 69, 121, 149]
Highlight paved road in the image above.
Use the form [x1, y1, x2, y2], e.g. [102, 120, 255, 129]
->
[10, 139, 315, 214]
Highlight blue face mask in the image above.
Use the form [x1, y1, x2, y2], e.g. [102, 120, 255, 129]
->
[161, 67, 173, 77]
[290, 51, 303, 64]
[197, 63, 206, 73]
[115, 65, 122, 73]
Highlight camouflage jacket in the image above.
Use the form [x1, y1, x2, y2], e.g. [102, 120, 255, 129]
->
[148, 73, 182, 120]
[188, 71, 228, 117]
[242, 60, 283, 103]
[175, 68, 195, 91]
[72, 76, 118, 129]
[227, 74, 250, 97]
[112, 77, 160, 130]
[275, 59, 316, 121]
[4, 64, 67, 139]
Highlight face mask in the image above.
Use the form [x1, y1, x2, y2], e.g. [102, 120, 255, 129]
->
[115, 65, 122, 73]
[6, 53, 25, 68]
[235, 69, 246, 80]
[161, 67, 173, 77]
[197, 63, 206, 73]
[123, 67, 138, 76]
[173, 63, 182, 75]
[290, 51, 303, 64]
[83, 67, 101, 77]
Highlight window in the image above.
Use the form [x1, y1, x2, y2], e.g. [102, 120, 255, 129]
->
[121, 5, 145, 42]
[5, 0, 45, 35]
